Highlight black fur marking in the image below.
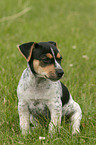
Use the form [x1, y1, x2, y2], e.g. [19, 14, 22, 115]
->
[60, 82, 70, 106]
[28, 42, 59, 74]
[28, 60, 37, 75]
[48, 41, 57, 47]
[19, 42, 34, 60]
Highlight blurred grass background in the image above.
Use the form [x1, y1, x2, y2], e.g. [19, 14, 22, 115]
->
[0, 0, 96, 144]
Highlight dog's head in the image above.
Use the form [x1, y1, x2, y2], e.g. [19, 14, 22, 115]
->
[18, 41, 64, 81]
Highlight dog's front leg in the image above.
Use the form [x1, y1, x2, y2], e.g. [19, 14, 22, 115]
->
[48, 101, 62, 134]
[18, 101, 30, 135]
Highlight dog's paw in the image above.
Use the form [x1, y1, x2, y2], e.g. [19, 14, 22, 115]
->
[72, 128, 80, 135]
[48, 122, 56, 134]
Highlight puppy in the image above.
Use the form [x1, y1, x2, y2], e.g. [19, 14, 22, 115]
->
[17, 41, 82, 135]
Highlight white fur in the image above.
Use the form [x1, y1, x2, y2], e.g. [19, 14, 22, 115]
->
[62, 94, 82, 134]
[17, 65, 82, 135]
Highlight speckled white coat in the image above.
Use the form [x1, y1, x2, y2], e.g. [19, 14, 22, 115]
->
[17, 65, 82, 135]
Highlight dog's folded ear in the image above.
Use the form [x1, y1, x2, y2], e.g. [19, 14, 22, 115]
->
[48, 41, 58, 48]
[18, 42, 36, 62]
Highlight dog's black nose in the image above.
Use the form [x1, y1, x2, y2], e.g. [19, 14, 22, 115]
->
[56, 69, 64, 78]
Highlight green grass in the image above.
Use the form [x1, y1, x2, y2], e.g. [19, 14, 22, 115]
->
[0, 0, 96, 144]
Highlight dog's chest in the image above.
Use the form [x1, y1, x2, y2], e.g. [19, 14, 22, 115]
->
[27, 82, 54, 100]
[18, 68, 62, 101]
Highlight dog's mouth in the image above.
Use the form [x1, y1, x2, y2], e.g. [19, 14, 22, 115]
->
[34, 68, 64, 81]
[44, 74, 64, 81]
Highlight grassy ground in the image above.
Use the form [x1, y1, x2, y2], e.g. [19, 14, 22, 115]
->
[0, 0, 96, 144]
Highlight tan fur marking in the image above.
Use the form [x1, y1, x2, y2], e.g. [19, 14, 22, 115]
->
[33, 60, 40, 73]
[43, 64, 55, 74]
[46, 53, 53, 59]
[56, 53, 61, 59]
[33, 60, 56, 78]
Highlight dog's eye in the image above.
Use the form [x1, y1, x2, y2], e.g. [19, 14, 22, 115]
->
[41, 57, 53, 64]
